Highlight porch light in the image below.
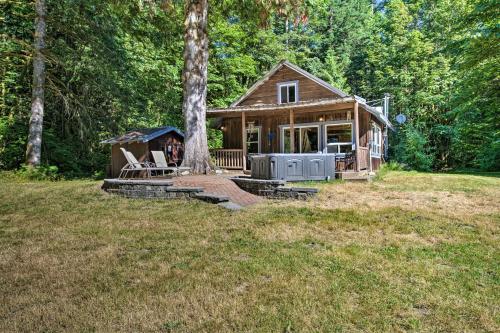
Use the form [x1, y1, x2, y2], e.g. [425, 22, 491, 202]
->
[319, 116, 324, 122]
[220, 126, 225, 131]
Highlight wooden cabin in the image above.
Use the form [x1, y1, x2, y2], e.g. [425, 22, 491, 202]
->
[102, 126, 184, 178]
[207, 60, 392, 177]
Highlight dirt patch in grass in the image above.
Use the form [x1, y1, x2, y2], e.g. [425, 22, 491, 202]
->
[286, 172, 500, 220]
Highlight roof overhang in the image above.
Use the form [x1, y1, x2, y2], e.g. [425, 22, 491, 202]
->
[208, 96, 393, 129]
[100, 126, 184, 145]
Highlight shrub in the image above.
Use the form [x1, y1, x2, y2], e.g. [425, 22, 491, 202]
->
[0, 116, 27, 170]
[374, 161, 405, 181]
[16, 164, 61, 181]
[382, 161, 405, 171]
[395, 126, 434, 171]
[207, 128, 223, 149]
[477, 139, 500, 171]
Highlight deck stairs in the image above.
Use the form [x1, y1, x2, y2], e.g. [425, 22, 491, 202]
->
[339, 170, 375, 182]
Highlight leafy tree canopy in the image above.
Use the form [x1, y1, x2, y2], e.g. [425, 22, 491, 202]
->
[1, 0, 498, 174]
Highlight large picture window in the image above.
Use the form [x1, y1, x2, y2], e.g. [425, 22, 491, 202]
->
[371, 124, 381, 157]
[282, 125, 319, 153]
[278, 81, 298, 104]
[325, 123, 352, 154]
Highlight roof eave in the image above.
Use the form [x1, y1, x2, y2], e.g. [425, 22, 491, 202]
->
[356, 98, 393, 130]
[210, 96, 394, 129]
[100, 126, 184, 145]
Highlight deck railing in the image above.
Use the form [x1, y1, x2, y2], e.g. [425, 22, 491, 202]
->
[211, 147, 370, 172]
[210, 149, 243, 169]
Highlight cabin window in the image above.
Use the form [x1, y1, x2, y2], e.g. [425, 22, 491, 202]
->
[278, 81, 298, 104]
[325, 123, 353, 154]
[371, 124, 382, 157]
[282, 125, 319, 153]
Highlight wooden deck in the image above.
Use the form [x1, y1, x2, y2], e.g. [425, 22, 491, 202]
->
[210, 148, 374, 176]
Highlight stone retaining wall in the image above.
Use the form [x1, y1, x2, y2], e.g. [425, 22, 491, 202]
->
[230, 177, 318, 200]
[102, 179, 203, 199]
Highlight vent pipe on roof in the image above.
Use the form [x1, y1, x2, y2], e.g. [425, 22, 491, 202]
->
[383, 93, 390, 160]
[383, 93, 390, 118]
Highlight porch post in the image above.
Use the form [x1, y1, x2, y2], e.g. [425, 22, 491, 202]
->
[241, 111, 247, 171]
[289, 109, 295, 153]
[354, 100, 360, 172]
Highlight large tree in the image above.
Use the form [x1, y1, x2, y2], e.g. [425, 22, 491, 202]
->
[181, 0, 211, 174]
[25, 0, 47, 166]
[180, 0, 302, 173]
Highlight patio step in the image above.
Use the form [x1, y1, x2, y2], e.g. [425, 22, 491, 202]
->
[340, 171, 373, 181]
[194, 192, 230, 204]
[217, 201, 243, 211]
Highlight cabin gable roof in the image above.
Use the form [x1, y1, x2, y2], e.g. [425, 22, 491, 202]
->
[231, 60, 348, 107]
[101, 126, 184, 145]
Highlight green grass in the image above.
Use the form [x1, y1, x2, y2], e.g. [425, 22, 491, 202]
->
[0, 171, 499, 332]
[377, 171, 499, 193]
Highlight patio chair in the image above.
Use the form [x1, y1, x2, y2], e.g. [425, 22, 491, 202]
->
[151, 151, 191, 176]
[151, 151, 179, 176]
[118, 148, 174, 179]
[118, 148, 148, 178]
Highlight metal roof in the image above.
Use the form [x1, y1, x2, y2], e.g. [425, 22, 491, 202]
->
[101, 126, 184, 144]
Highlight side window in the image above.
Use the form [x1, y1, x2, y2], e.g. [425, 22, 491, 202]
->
[278, 82, 298, 104]
[371, 125, 382, 156]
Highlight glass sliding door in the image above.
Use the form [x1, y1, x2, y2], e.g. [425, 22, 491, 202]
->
[300, 127, 319, 153]
[282, 125, 319, 153]
[283, 128, 299, 153]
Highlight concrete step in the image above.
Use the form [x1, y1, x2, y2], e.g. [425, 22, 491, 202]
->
[217, 201, 243, 211]
[194, 192, 230, 204]
[340, 171, 372, 181]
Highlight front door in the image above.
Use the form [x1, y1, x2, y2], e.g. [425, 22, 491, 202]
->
[246, 127, 261, 169]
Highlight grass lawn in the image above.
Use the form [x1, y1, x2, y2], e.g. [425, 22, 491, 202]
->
[0, 171, 498, 332]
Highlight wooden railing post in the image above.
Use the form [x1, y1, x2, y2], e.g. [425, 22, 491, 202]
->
[241, 112, 247, 171]
[289, 109, 295, 153]
[354, 101, 360, 172]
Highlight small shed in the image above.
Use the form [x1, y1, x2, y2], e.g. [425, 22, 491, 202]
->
[101, 126, 184, 178]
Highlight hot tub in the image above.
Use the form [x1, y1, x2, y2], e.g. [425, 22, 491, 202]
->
[250, 154, 336, 181]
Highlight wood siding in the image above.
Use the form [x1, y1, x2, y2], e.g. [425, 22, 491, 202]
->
[222, 108, 356, 154]
[221, 107, 386, 164]
[110, 142, 149, 178]
[239, 66, 341, 106]
[109, 132, 183, 178]
[371, 157, 382, 171]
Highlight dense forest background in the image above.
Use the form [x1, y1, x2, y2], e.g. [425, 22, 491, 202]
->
[1, 0, 498, 176]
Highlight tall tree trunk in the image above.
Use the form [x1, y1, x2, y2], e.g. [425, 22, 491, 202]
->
[26, 0, 46, 166]
[181, 0, 211, 174]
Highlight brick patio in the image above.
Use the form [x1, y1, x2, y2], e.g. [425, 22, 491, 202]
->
[172, 175, 263, 207]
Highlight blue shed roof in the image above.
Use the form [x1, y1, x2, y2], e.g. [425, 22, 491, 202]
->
[101, 126, 184, 144]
